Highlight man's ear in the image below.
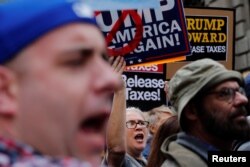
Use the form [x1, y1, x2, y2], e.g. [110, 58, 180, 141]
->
[183, 103, 199, 121]
[0, 66, 18, 117]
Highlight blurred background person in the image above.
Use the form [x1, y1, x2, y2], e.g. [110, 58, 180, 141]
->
[147, 115, 180, 167]
[142, 105, 175, 159]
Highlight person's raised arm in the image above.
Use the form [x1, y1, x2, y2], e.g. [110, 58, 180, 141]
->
[106, 56, 126, 167]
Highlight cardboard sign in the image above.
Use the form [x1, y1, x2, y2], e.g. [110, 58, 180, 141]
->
[167, 8, 235, 79]
[186, 15, 227, 61]
[95, 0, 190, 66]
[123, 64, 166, 111]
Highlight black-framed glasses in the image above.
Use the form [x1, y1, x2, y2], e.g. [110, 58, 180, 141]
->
[126, 120, 149, 129]
[207, 87, 246, 103]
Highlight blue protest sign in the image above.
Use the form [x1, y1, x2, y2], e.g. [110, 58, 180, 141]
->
[96, 0, 190, 65]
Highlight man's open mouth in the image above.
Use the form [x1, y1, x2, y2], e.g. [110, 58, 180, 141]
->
[80, 113, 109, 133]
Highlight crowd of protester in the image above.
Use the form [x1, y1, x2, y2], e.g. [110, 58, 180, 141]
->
[1, 0, 250, 167]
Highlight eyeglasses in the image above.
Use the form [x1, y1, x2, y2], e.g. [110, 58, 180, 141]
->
[207, 87, 246, 103]
[126, 120, 149, 129]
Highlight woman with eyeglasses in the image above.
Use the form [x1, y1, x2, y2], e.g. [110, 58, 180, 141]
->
[102, 57, 148, 167]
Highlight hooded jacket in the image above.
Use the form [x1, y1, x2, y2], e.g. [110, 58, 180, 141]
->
[160, 132, 217, 167]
